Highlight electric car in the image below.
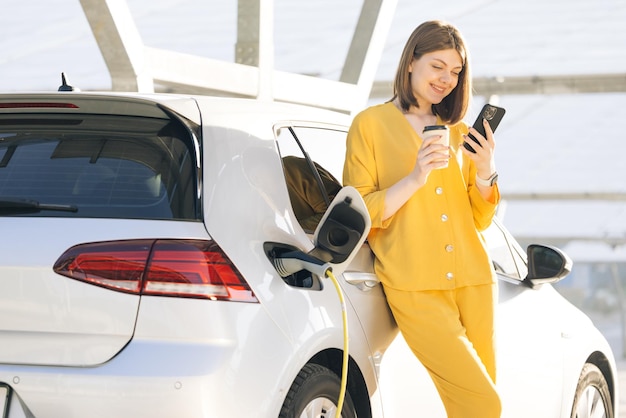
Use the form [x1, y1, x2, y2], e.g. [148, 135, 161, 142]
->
[0, 90, 617, 418]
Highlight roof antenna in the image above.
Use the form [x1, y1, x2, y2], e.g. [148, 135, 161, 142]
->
[58, 72, 80, 92]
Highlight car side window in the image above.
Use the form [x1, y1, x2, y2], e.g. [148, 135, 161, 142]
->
[274, 125, 346, 232]
[275, 125, 347, 181]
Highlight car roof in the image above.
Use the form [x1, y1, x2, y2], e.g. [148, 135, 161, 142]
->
[0, 92, 351, 136]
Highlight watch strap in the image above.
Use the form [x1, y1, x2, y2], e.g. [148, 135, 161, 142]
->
[476, 172, 498, 187]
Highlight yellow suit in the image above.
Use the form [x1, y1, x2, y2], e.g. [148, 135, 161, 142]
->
[343, 102, 501, 417]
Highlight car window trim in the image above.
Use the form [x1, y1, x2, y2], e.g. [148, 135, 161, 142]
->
[284, 126, 330, 207]
[158, 104, 202, 201]
[491, 219, 527, 283]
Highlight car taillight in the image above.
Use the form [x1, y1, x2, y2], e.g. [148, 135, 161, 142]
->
[53, 239, 258, 303]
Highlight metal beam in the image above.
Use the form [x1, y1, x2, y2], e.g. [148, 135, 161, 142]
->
[234, 0, 275, 100]
[370, 73, 626, 99]
[473, 73, 626, 96]
[342, 0, 386, 83]
[257, 0, 274, 101]
[514, 236, 626, 248]
[502, 192, 626, 201]
[146, 47, 360, 113]
[79, 0, 153, 92]
[499, 193, 626, 248]
[343, 0, 397, 109]
[235, 0, 261, 67]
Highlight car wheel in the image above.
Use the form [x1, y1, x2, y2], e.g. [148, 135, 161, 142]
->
[570, 363, 613, 418]
[279, 363, 357, 418]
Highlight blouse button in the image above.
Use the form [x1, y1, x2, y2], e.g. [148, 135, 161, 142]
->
[446, 272, 454, 280]
[441, 214, 448, 222]
[445, 244, 454, 252]
[435, 187, 443, 195]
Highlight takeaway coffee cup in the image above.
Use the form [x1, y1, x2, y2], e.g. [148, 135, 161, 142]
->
[422, 125, 450, 168]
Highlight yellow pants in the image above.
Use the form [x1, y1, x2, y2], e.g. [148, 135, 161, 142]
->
[383, 283, 501, 418]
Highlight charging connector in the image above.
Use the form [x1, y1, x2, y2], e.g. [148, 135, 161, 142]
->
[272, 250, 332, 278]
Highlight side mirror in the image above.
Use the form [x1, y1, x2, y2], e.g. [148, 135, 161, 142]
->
[267, 186, 371, 288]
[524, 244, 572, 289]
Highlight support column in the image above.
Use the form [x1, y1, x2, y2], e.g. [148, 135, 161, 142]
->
[235, 0, 274, 100]
[340, 0, 397, 110]
[79, 0, 153, 92]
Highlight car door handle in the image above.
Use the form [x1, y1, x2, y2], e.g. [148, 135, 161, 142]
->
[343, 271, 379, 291]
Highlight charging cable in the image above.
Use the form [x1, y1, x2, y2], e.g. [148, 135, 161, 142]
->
[325, 268, 349, 418]
[272, 252, 349, 417]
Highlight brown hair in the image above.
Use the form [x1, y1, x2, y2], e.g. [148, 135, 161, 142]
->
[391, 20, 471, 124]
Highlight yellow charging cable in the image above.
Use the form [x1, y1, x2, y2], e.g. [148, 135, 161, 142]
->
[325, 269, 349, 418]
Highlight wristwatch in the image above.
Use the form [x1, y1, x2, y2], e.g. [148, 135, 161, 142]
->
[476, 172, 498, 187]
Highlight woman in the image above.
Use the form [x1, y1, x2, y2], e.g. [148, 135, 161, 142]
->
[343, 21, 501, 416]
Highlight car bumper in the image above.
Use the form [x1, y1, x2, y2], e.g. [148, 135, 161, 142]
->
[0, 299, 290, 418]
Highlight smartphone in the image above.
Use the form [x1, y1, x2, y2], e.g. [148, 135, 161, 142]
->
[463, 104, 506, 153]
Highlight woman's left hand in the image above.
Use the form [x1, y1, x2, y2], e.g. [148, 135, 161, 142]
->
[462, 118, 496, 179]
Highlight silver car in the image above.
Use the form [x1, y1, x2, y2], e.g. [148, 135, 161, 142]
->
[0, 90, 617, 418]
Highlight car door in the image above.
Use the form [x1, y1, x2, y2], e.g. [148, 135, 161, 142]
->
[486, 220, 565, 417]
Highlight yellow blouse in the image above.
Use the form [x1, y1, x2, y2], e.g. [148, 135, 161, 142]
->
[343, 102, 500, 291]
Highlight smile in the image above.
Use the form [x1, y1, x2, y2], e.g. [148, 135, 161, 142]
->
[431, 84, 446, 94]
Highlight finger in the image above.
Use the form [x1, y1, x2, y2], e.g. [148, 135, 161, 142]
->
[463, 133, 485, 150]
[421, 135, 442, 147]
[422, 135, 449, 150]
[466, 129, 493, 152]
[482, 118, 496, 142]
[467, 129, 485, 147]
[422, 144, 450, 161]
[420, 147, 449, 166]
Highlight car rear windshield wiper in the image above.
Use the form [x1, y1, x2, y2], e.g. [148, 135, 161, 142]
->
[0, 198, 78, 215]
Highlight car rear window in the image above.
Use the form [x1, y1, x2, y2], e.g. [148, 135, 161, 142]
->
[0, 114, 200, 220]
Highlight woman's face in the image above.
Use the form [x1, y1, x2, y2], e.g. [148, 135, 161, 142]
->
[409, 48, 463, 108]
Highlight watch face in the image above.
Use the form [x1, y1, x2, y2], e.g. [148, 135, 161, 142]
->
[490, 173, 498, 186]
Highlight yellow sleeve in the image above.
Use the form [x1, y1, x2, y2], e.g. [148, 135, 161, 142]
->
[469, 181, 500, 231]
[456, 123, 501, 231]
[445, 122, 501, 232]
[343, 110, 392, 230]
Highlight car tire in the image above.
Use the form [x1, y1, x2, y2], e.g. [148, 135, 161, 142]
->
[570, 363, 613, 418]
[279, 363, 357, 418]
